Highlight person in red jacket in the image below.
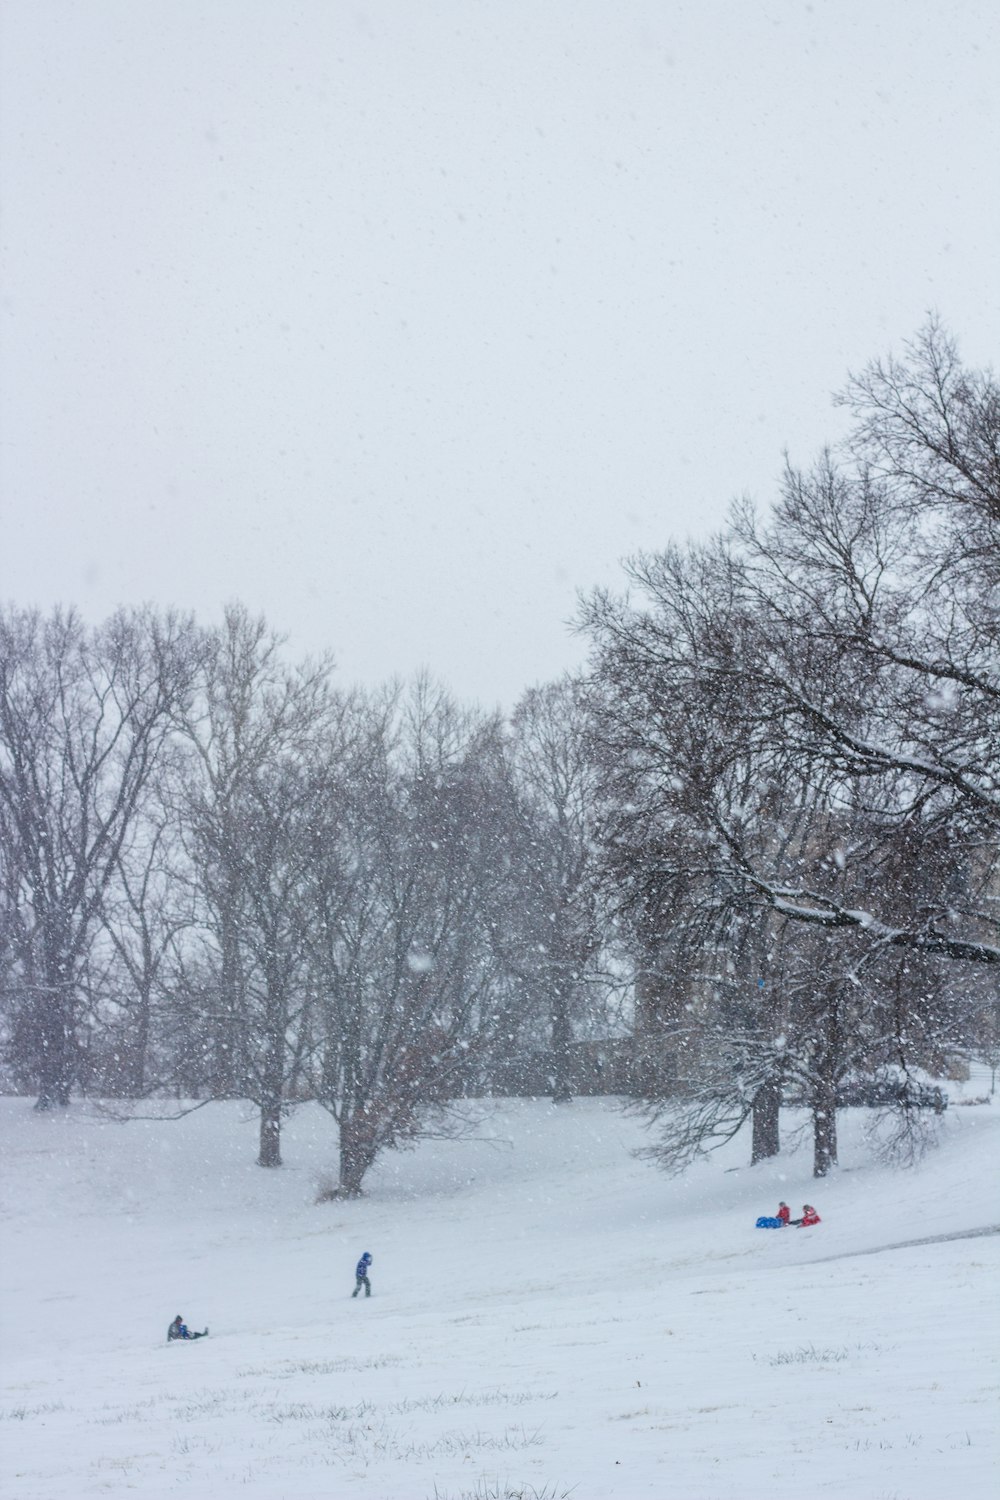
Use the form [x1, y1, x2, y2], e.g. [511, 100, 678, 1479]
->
[777, 1201, 791, 1226]
[792, 1204, 821, 1227]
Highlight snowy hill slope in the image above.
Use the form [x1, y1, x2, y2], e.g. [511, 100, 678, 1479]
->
[1, 1090, 998, 1499]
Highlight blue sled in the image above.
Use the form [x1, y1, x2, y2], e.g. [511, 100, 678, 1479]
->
[755, 1216, 784, 1229]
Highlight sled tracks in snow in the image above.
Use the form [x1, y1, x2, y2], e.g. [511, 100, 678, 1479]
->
[809, 1224, 1000, 1265]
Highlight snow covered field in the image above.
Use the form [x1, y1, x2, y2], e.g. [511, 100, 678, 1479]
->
[2, 1087, 997, 1500]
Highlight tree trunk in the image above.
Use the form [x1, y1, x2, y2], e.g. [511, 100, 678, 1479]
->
[751, 1074, 781, 1163]
[213, 913, 246, 1097]
[338, 1111, 377, 1196]
[550, 981, 573, 1103]
[811, 996, 841, 1177]
[258, 1101, 282, 1167]
[35, 964, 74, 1110]
[812, 1083, 838, 1177]
[125, 978, 152, 1097]
[257, 1001, 286, 1167]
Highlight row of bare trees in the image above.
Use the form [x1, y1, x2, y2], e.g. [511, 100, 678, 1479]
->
[2, 321, 996, 1185]
[0, 605, 605, 1191]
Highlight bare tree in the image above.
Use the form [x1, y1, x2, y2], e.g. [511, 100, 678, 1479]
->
[304, 680, 510, 1196]
[178, 604, 338, 1165]
[500, 676, 602, 1102]
[84, 727, 201, 1099]
[0, 606, 198, 1107]
[581, 540, 820, 1163]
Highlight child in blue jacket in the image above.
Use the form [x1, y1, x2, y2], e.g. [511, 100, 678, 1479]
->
[352, 1251, 373, 1298]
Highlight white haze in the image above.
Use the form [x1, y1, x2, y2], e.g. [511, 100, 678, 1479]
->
[1, 1, 998, 704]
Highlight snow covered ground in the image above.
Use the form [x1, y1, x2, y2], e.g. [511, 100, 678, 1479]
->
[1, 1083, 997, 1500]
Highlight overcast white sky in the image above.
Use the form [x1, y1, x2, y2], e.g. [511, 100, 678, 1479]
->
[2, 1, 998, 707]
